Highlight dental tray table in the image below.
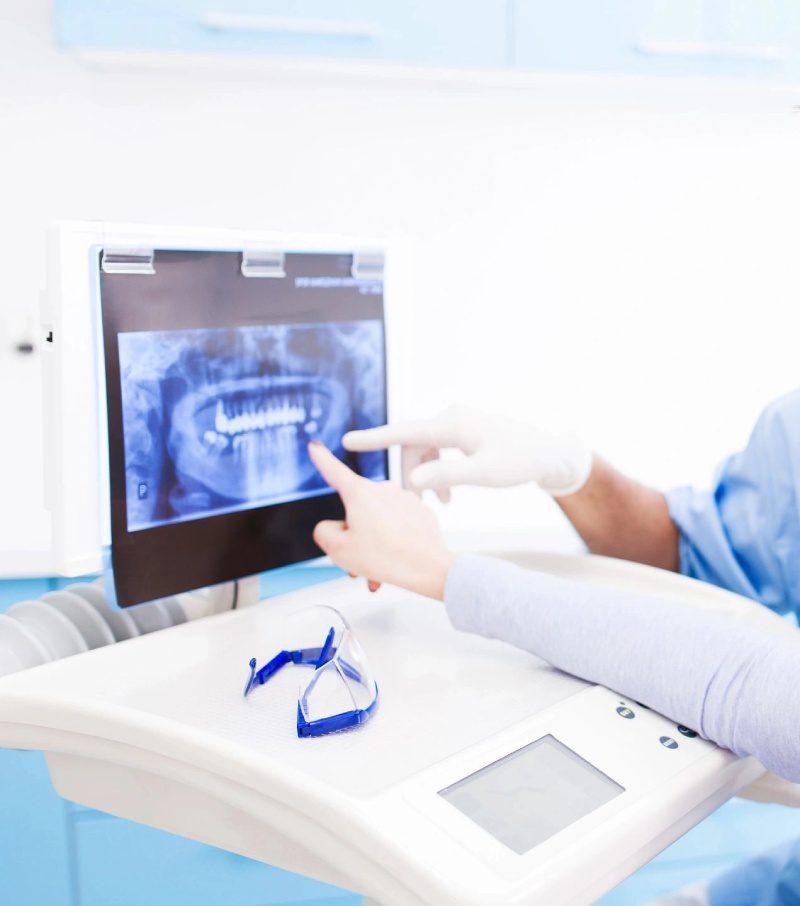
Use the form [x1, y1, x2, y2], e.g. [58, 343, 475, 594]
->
[0, 554, 787, 906]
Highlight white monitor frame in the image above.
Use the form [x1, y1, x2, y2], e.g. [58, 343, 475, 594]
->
[43, 221, 392, 582]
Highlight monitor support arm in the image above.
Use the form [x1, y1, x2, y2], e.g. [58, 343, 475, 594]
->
[177, 575, 261, 619]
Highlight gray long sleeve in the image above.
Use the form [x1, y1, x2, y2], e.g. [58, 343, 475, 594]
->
[444, 555, 800, 782]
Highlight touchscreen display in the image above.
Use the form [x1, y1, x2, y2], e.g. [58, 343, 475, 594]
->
[99, 248, 387, 606]
[439, 735, 623, 855]
[118, 321, 385, 532]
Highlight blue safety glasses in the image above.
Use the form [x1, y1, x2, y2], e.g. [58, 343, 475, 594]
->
[244, 606, 378, 738]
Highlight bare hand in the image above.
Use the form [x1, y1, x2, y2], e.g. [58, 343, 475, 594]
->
[308, 441, 456, 600]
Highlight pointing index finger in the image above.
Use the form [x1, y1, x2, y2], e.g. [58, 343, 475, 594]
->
[308, 441, 362, 497]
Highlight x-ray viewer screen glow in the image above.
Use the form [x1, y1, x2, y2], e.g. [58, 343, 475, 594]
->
[118, 321, 386, 532]
[439, 736, 624, 855]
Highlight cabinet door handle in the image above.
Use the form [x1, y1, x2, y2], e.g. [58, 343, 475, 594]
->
[198, 12, 382, 41]
[635, 38, 789, 63]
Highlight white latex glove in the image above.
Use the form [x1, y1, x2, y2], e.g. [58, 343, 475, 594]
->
[343, 404, 592, 503]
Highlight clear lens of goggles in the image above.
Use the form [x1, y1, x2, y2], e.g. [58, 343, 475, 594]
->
[244, 605, 378, 738]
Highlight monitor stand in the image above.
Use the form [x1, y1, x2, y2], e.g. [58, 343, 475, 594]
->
[174, 574, 261, 619]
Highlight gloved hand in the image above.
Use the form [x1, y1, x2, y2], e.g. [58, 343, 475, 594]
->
[343, 404, 592, 503]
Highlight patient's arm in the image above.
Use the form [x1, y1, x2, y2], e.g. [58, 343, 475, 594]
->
[556, 456, 680, 572]
[445, 555, 800, 782]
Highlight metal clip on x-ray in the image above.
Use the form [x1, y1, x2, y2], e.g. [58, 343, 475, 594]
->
[100, 248, 155, 275]
[240, 249, 286, 278]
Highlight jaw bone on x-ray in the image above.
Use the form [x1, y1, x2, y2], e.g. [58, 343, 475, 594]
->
[118, 320, 386, 532]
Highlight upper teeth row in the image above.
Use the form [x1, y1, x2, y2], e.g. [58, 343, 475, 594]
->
[215, 399, 308, 435]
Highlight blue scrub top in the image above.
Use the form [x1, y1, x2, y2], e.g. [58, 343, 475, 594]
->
[666, 388, 800, 616]
[664, 388, 800, 906]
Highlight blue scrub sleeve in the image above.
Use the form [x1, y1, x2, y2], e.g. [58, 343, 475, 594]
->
[444, 554, 800, 782]
[706, 837, 800, 906]
[665, 390, 800, 615]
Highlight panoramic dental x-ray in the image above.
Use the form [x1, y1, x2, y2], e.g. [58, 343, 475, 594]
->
[119, 320, 385, 532]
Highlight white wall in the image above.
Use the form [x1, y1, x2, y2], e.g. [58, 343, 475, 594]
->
[2, 0, 800, 572]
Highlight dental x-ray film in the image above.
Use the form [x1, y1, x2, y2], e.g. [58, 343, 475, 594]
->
[99, 248, 387, 607]
[118, 321, 385, 532]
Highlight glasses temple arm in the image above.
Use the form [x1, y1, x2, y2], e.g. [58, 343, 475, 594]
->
[244, 644, 337, 697]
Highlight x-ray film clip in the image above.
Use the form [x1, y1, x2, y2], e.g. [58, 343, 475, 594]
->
[241, 250, 287, 279]
[101, 249, 156, 275]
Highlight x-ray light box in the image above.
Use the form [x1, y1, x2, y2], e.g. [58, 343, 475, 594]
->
[42, 222, 389, 606]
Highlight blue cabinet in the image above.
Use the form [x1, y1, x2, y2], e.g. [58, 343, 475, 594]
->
[54, 0, 508, 69]
[512, 0, 800, 81]
[75, 814, 359, 906]
[0, 750, 74, 906]
[0, 578, 55, 611]
[0, 753, 359, 906]
[52, 0, 800, 81]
